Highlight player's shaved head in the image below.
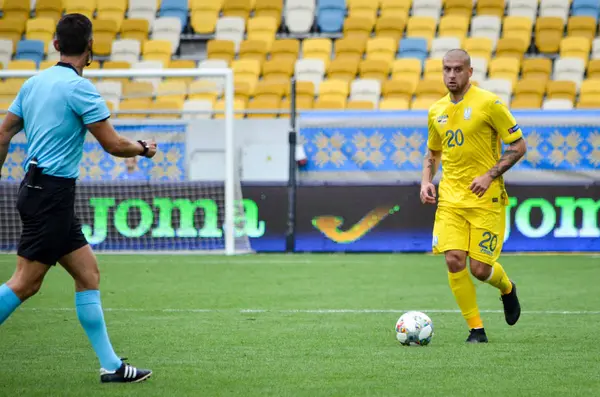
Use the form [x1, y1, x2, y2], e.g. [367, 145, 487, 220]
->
[442, 49, 473, 97]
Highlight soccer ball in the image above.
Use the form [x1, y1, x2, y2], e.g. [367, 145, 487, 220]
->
[395, 311, 434, 346]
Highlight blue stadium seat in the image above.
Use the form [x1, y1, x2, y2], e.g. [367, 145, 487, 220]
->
[572, 0, 600, 19]
[159, 0, 189, 31]
[317, 0, 346, 33]
[15, 40, 45, 66]
[397, 38, 428, 63]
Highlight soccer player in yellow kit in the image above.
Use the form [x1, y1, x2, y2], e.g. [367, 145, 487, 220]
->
[420, 49, 527, 343]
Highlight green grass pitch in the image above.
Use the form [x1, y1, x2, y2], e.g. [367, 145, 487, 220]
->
[1, 253, 599, 396]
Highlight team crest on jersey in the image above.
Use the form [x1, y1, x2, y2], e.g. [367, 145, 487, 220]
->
[437, 114, 448, 124]
[463, 107, 472, 120]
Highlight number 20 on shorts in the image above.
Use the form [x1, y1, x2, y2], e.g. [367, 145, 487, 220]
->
[445, 129, 464, 148]
[479, 231, 498, 254]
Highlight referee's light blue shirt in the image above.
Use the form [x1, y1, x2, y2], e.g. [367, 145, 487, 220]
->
[8, 62, 110, 179]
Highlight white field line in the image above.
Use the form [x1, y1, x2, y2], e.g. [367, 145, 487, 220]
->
[22, 308, 600, 315]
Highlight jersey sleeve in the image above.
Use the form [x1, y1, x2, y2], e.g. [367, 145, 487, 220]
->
[486, 98, 523, 144]
[8, 80, 29, 118]
[427, 109, 443, 151]
[69, 79, 111, 125]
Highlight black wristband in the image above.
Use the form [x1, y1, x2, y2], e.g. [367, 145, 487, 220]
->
[137, 140, 149, 157]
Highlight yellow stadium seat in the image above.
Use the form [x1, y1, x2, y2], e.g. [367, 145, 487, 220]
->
[375, 15, 407, 42]
[253, 80, 286, 101]
[270, 39, 300, 63]
[156, 81, 188, 103]
[214, 98, 246, 119]
[444, 0, 473, 18]
[576, 97, 600, 109]
[559, 37, 592, 66]
[102, 60, 130, 84]
[247, 16, 278, 51]
[281, 96, 314, 112]
[587, 60, 600, 79]
[406, 16, 436, 49]
[0, 80, 22, 102]
[334, 37, 366, 63]
[348, 0, 378, 20]
[149, 99, 183, 119]
[117, 98, 151, 118]
[578, 79, 600, 104]
[359, 59, 390, 82]
[3, 0, 30, 21]
[383, 79, 416, 102]
[121, 19, 150, 44]
[191, 8, 219, 34]
[423, 59, 443, 81]
[314, 98, 346, 110]
[255, 0, 282, 20]
[0, 102, 11, 112]
[495, 38, 528, 61]
[463, 37, 493, 63]
[142, 40, 172, 67]
[35, 0, 63, 23]
[511, 79, 545, 109]
[39, 60, 55, 70]
[502, 16, 533, 49]
[167, 60, 197, 83]
[207, 40, 235, 64]
[521, 58, 552, 82]
[97, 0, 127, 31]
[222, 0, 252, 20]
[328, 57, 360, 82]
[489, 58, 520, 87]
[93, 19, 119, 43]
[122, 81, 155, 100]
[415, 79, 447, 99]
[567, 16, 597, 40]
[295, 81, 316, 102]
[343, 16, 374, 42]
[302, 38, 333, 67]
[318, 80, 349, 103]
[188, 80, 220, 102]
[232, 59, 261, 79]
[8, 59, 36, 71]
[25, 18, 55, 49]
[438, 15, 469, 41]
[476, 0, 505, 18]
[391, 58, 422, 81]
[380, 0, 411, 16]
[234, 76, 257, 97]
[239, 40, 268, 63]
[0, 18, 27, 47]
[66, 0, 96, 19]
[366, 37, 396, 62]
[347, 100, 375, 110]
[546, 80, 577, 102]
[262, 58, 295, 82]
[379, 97, 409, 110]
[246, 97, 281, 118]
[93, 38, 113, 56]
[411, 96, 437, 110]
[535, 17, 565, 54]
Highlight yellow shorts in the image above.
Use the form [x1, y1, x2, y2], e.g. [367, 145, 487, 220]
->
[432, 206, 506, 265]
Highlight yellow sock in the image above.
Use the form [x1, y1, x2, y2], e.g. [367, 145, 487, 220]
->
[448, 268, 483, 329]
[485, 262, 513, 295]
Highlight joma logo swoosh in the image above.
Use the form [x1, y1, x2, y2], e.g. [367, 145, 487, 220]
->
[312, 206, 399, 243]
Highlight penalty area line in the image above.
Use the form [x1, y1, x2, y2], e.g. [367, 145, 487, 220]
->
[22, 308, 600, 315]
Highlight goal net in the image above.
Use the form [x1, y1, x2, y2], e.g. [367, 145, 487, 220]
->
[0, 67, 252, 255]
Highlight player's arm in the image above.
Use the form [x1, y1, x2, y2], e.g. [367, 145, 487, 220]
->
[421, 112, 442, 204]
[0, 112, 24, 177]
[70, 79, 157, 158]
[87, 120, 156, 158]
[469, 99, 527, 197]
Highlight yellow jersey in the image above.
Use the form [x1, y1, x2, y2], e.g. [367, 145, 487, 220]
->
[427, 85, 523, 209]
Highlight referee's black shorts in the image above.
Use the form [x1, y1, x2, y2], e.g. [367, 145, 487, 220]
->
[16, 173, 88, 266]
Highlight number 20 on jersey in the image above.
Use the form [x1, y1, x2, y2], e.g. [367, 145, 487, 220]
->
[445, 129, 464, 148]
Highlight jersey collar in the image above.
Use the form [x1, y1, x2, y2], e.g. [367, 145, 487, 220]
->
[450, 84, 473, 105]
[56, 62, 81, 76]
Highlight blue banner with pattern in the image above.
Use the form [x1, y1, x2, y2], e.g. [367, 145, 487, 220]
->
[3, 123, 186, 182]
[300, 110, 600, 172]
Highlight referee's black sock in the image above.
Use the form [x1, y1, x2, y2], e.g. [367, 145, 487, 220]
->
[0, 284, 21, 326]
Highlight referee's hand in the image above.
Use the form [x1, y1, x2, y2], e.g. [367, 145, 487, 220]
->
[142, 140, 158, 158]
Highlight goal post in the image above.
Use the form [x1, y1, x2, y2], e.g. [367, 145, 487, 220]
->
[0, 67, 250, 255]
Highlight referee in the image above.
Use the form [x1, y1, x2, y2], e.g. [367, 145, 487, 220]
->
[0, 14, 154, 383]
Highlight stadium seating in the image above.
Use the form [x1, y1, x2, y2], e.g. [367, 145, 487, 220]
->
[0, 0, 599, 117]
